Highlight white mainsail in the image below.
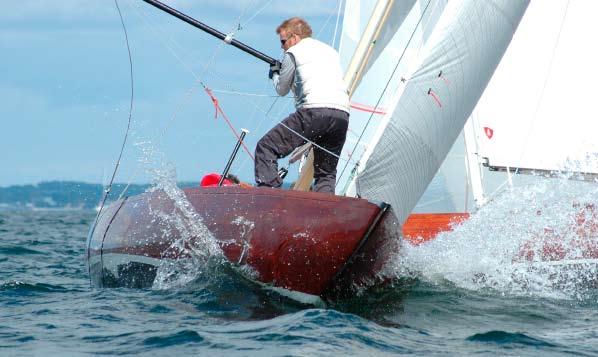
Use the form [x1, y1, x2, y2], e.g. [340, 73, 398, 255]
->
[351, 0, 529, 224]
[467, 0, 598, 191]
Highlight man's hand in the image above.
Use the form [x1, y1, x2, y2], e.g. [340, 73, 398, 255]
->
[268, 61, 281, 79]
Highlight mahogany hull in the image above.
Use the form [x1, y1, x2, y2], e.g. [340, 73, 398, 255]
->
[87, 186, 400, 299]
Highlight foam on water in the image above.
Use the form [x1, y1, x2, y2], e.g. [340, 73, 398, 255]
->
[390, 176, 598, 300]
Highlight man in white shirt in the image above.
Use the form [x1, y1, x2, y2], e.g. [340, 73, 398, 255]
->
[254, 17, 350, 194]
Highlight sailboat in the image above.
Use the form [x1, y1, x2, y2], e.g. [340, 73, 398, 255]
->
[87, 0, 528, 300]
[409, 0, 598, 268]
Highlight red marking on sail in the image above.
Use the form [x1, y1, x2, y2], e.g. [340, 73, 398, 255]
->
[204, 87, 255, 161]
[350, 102, 386, 115]
[427, 89, 442, 108]
[484, 126, 494, 139]
[438, 71, 450, 85]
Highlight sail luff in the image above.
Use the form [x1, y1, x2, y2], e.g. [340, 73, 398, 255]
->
[355, 0, 530, 224]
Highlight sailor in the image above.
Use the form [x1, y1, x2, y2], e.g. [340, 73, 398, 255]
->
[254, 17, 350, 194]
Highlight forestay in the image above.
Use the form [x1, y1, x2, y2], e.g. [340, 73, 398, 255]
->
[352, 0, 529, 224]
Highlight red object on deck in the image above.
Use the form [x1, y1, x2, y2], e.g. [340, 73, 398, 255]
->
[200, 173, 233, 187]
[402, 213, 470, 245]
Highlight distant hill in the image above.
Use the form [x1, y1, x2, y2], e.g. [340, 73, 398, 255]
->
[0, 181, 198, 210]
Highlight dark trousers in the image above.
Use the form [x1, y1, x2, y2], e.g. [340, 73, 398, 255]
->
[254, 107, 349, 194]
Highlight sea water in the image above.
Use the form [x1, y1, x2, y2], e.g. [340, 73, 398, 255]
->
[2, 179, 598, 355]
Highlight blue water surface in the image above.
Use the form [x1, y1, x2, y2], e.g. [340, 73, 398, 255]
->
[1, 210, 598, 356]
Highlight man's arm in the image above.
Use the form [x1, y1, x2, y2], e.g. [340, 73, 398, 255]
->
[272, 53, 295, 96]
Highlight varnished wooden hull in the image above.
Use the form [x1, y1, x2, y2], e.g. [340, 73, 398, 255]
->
[87, 186, 400, 299]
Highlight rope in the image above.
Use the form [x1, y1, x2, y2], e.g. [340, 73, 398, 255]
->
[237, 0, 275, 30]
[277, 121, 346, 162]
[209, 89, 280, 98]
[88, 0, 134, 273]
[99, 0, 133, 215]
[116, 0, 256, 190]
[205, 88, 255, 160]
[123, 0, 348, 184]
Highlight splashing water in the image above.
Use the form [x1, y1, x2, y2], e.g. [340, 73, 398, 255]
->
[390, 176, 598, 300]
[133, 140, 223, 289]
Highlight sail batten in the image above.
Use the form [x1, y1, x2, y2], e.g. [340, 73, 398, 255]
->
[354, 0, 529, 224]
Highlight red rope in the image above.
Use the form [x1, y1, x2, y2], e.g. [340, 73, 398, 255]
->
[350, 101, 387, 115]
[204, 87, 255, 161]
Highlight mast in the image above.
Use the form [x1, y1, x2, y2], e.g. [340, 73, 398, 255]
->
[343, 0, 397, 97]
[141, 0, 278, 65]
[463, 119, 487, 208]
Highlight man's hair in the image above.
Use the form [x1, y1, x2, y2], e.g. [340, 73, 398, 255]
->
[276, 17, 312, 39]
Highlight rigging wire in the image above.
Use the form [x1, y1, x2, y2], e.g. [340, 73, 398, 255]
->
[332, 0, 344, 49]
[125, 0, 271, 144]
[336, 0, 434, 187]
[250, 1, 357, 159]
[88, 0, 134, 263]
[125, 0, 231, 138]
[209, 89, 281, 98]
[237, 0, 275, 30]
[232, 0, 351, 174]
[120, 0, 350, 187]
[113, 0, 258, 194]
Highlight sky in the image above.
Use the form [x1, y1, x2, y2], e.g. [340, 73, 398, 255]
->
[0, 0, 343, 187]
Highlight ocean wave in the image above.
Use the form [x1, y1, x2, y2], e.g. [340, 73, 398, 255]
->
[0, 280, 68, 294]
[466, 330, 558, 347]
[0, 246, 43, 255]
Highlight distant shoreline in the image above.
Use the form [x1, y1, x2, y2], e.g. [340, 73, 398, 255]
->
[0, 181, 198, 210]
